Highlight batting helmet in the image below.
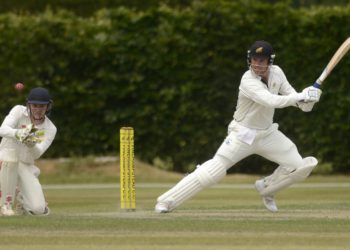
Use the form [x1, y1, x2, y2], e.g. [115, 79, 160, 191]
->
[247, 40, 275, 64]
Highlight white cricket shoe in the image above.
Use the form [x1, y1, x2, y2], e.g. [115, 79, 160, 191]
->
[15, 193, 50, 216]
[255, 179, 278, 213]
[27, 206, 50, 216]
[155, 201, 172, 213]
[261, 195, 278, 212]
[1, 203, 16, 216]
[38, 206, 50, 216]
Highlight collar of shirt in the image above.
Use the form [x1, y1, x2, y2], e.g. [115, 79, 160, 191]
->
[249, 68, 269, 86]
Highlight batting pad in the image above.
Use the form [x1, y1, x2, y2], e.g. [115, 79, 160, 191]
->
[156, 157, 227, 211]
[259, 156, 318, 196]
[0, 161, 19, 205]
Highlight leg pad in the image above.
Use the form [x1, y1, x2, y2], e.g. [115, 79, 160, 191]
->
[258, 157, 318, 196]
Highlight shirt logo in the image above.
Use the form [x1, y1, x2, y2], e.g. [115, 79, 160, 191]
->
[225, 138, 233, 145]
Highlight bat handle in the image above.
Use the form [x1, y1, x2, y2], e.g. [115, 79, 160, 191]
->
[313, 82, 322, 89]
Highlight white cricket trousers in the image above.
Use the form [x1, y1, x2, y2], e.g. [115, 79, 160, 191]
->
[17, 162, 46, 214]
[156, 123, 304, 211]
[217, 123, 303, 172]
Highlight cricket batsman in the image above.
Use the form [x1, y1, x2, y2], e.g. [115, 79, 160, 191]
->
[0, 87, 57, 216]
[155, 40, 322, 213]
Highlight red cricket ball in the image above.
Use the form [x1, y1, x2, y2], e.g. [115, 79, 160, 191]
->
[15, 83, 25, 91]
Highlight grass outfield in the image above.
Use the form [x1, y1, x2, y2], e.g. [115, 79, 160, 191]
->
[1, 180, 350, 250]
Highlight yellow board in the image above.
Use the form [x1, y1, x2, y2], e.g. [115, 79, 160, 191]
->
[120, 127, 136, 210]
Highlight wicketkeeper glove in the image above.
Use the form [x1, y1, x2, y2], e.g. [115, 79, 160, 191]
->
[15, 124, 45, 145]
[15, 124, 35, 142]
[23, 129, 45, 148]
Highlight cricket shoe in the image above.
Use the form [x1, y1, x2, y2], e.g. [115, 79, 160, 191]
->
[1, 203, 16, 216]
[27, 206, 50, 216]
[155, 200, 174, 213]
[255, 179, 278, 213]
[16, 193, 50, 216]
[40, 206, 50, 216]
[261, 195, 278, 213]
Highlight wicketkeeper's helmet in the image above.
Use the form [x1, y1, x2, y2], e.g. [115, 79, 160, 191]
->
[26, 87, 53, 114]
[27, 87, 52, 104]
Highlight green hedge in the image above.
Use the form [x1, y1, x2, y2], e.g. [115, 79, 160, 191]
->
[0, 0, 349, 16]
[0, 0, 350, 173]
[0, 0, 193, 16]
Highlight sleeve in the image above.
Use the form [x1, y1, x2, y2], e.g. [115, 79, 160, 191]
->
[239, 76, 299, 109]
[275, 66, 298, 96]
[0, 105, 22, 139]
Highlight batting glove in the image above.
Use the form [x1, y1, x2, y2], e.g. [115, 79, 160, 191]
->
[296, 101, 316, 112]
[301, 86, 322, 102]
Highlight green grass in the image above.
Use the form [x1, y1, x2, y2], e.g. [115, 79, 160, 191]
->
[1, 179, 350, 250]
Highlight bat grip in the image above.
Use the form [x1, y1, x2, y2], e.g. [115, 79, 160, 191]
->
[313, 82, 322, 89]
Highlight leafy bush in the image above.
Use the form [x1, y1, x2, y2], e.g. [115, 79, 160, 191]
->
[0, 1, 349, 173]
[0, 0, 192, 16]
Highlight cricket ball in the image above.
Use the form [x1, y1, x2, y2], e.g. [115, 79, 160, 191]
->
[15, 82, 25, 91]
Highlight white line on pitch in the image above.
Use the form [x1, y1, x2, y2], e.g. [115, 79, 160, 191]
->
[42, 182, 350, 190]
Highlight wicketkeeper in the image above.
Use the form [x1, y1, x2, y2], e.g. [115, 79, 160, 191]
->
[155, 40, 322, 213]
[0, 87, 57, 216]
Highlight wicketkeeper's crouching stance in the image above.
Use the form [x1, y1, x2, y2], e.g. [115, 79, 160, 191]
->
[0, 87, 57, 216]
[155, 41, 321, 213]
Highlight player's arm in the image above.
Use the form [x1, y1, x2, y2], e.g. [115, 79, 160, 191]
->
[276, 67, 298, 96]
[241, 80, 321, 108]
[0, 105, 25, 139]
[276, 66, 322, 112]
[239, 78, 301, 108]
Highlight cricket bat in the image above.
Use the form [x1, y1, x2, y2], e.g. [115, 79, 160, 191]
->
[313, 37, 350, 89]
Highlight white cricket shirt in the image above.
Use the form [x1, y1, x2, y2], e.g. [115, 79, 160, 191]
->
[0, 105, 57, 164]
[233, 65, 299, 130]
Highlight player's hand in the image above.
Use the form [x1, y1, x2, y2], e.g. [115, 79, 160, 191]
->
[296, 101, 316, 112]
[15, 124, 35, 142]
[301, 86, 322, 102]
[23, 129, 45, 147]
